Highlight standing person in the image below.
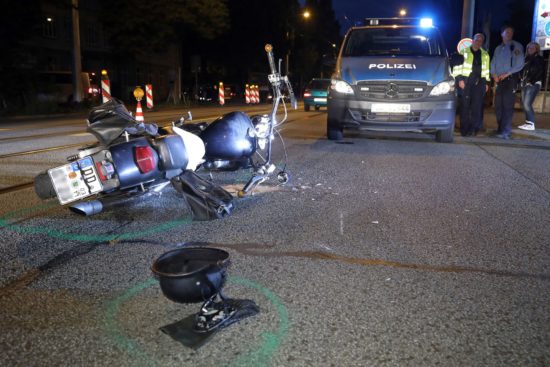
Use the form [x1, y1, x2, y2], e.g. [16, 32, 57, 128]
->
[490, 25, 524, 139]
[518, 42, 544, 131]
[452, 33, 491, 136]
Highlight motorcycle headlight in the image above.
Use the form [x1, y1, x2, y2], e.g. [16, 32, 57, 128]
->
[429, 80, 455, 96]
[331, 80, 354, 95]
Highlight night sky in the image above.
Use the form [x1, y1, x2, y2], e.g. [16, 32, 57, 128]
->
[328, 0, 534, 51]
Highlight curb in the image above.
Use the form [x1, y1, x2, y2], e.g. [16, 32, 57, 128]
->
[511, 128, 550, 141]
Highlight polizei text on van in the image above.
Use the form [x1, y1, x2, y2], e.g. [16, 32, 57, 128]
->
[368, 64, 417, 69]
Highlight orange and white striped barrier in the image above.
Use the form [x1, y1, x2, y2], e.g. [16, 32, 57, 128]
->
[219, 82, 225, 105]
[145, 84, 153, 110]
[245, 84, 250, 104]
[135, 101, 145, 122]
[101, 70, 111, 103]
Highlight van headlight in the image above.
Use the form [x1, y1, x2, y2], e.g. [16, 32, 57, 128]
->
[429, 80, 455, 96]
[331, 80, 354, 95]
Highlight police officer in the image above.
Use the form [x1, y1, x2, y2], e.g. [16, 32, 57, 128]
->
[452, 33, 490, 136]
[490, 25, 524, 139]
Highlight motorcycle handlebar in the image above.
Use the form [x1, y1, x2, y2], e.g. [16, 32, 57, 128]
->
[265, 44, 297, 110]
[265, 44, 277, 75]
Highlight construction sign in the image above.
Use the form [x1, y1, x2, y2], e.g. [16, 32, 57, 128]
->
[533, 0, 550, 50]
[457, 38, 473, 53]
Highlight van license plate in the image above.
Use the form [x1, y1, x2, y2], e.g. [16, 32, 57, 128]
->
[371, 103, 411, 113]
[48, 156, 102, 205]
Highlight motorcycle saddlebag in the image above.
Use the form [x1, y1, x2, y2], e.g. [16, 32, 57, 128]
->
[86, 98, 136, 145]
[171, 171, 234, 221]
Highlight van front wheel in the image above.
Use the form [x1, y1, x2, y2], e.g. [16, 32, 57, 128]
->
[435, 124, 454, 143]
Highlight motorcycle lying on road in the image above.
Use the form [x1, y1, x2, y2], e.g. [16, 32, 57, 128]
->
[34, 44, 297, 218]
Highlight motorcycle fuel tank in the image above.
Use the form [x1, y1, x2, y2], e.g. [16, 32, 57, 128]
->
[200, 112, 257, 160]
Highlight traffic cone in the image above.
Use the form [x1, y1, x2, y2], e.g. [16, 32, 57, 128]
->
[135, 101, 145, 122]
[245, 84, 250, 104]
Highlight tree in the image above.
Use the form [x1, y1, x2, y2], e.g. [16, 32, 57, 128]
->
[99, 0, 230, 56]
[505, 0, 535, 46]
[0, 0, 43, 109]
[294, 0, 341, 82]
[185, 0, 301, 85]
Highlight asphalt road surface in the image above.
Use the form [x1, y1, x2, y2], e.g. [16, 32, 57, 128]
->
[1, 104, 549, 366]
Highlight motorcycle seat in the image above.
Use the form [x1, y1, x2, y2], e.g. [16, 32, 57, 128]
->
[153, 135, 189, 171]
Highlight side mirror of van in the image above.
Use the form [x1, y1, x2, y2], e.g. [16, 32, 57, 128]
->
[449, 52, 464, 68]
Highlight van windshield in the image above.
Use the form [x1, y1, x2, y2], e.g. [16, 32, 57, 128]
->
[343, 27, 444, 57]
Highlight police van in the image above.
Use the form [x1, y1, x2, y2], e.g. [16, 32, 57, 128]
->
[327, 18, 457, 142]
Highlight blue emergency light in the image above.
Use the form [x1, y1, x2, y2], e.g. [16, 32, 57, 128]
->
[420, 18, 433, 27]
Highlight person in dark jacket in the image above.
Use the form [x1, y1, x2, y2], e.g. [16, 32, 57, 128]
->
[518, 42, 544, 131]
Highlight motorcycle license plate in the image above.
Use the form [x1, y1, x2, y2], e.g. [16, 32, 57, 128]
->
[48, 157, 102, 205]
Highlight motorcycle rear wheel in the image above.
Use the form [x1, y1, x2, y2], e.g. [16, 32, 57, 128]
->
[34, 172, 57, 200]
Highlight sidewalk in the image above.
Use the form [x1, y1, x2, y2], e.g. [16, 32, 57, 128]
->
[465, 107, 550, 141]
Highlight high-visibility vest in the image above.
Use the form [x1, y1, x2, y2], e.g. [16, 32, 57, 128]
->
[452, 47, 490, 81]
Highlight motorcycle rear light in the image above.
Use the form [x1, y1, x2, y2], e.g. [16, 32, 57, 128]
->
[134, 146, 156, 173]
[95, 162, 107, 181]
[303, 91, 311, 97]
[95, 161, 115, 181]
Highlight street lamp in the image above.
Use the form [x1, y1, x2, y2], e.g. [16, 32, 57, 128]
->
[287, 9, 311, 75]
[399, 9, 407, 16]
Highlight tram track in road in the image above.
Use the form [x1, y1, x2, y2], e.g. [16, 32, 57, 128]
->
[0, 109, 279, 145]
[0, 181, 34, 196]
[0, 142, 87, 159]
[0, 130, 90, 143]
[0, 107, 308, 195]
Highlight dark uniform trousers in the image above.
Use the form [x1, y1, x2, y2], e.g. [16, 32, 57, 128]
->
[494, 77, 516, 136]
[460, 78, 486, 135]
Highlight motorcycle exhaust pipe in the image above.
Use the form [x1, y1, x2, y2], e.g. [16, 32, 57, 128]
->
[69, 200, 104, 216]
[68, 182, 169, 216]
[69, 194, 141, 216]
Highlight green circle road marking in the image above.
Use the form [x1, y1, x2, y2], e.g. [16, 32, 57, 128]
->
[104, 276, 289, 367]
[229, 277, 289, 367]
[104, 278, 158, 366]
[0, 203, 192, 242]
